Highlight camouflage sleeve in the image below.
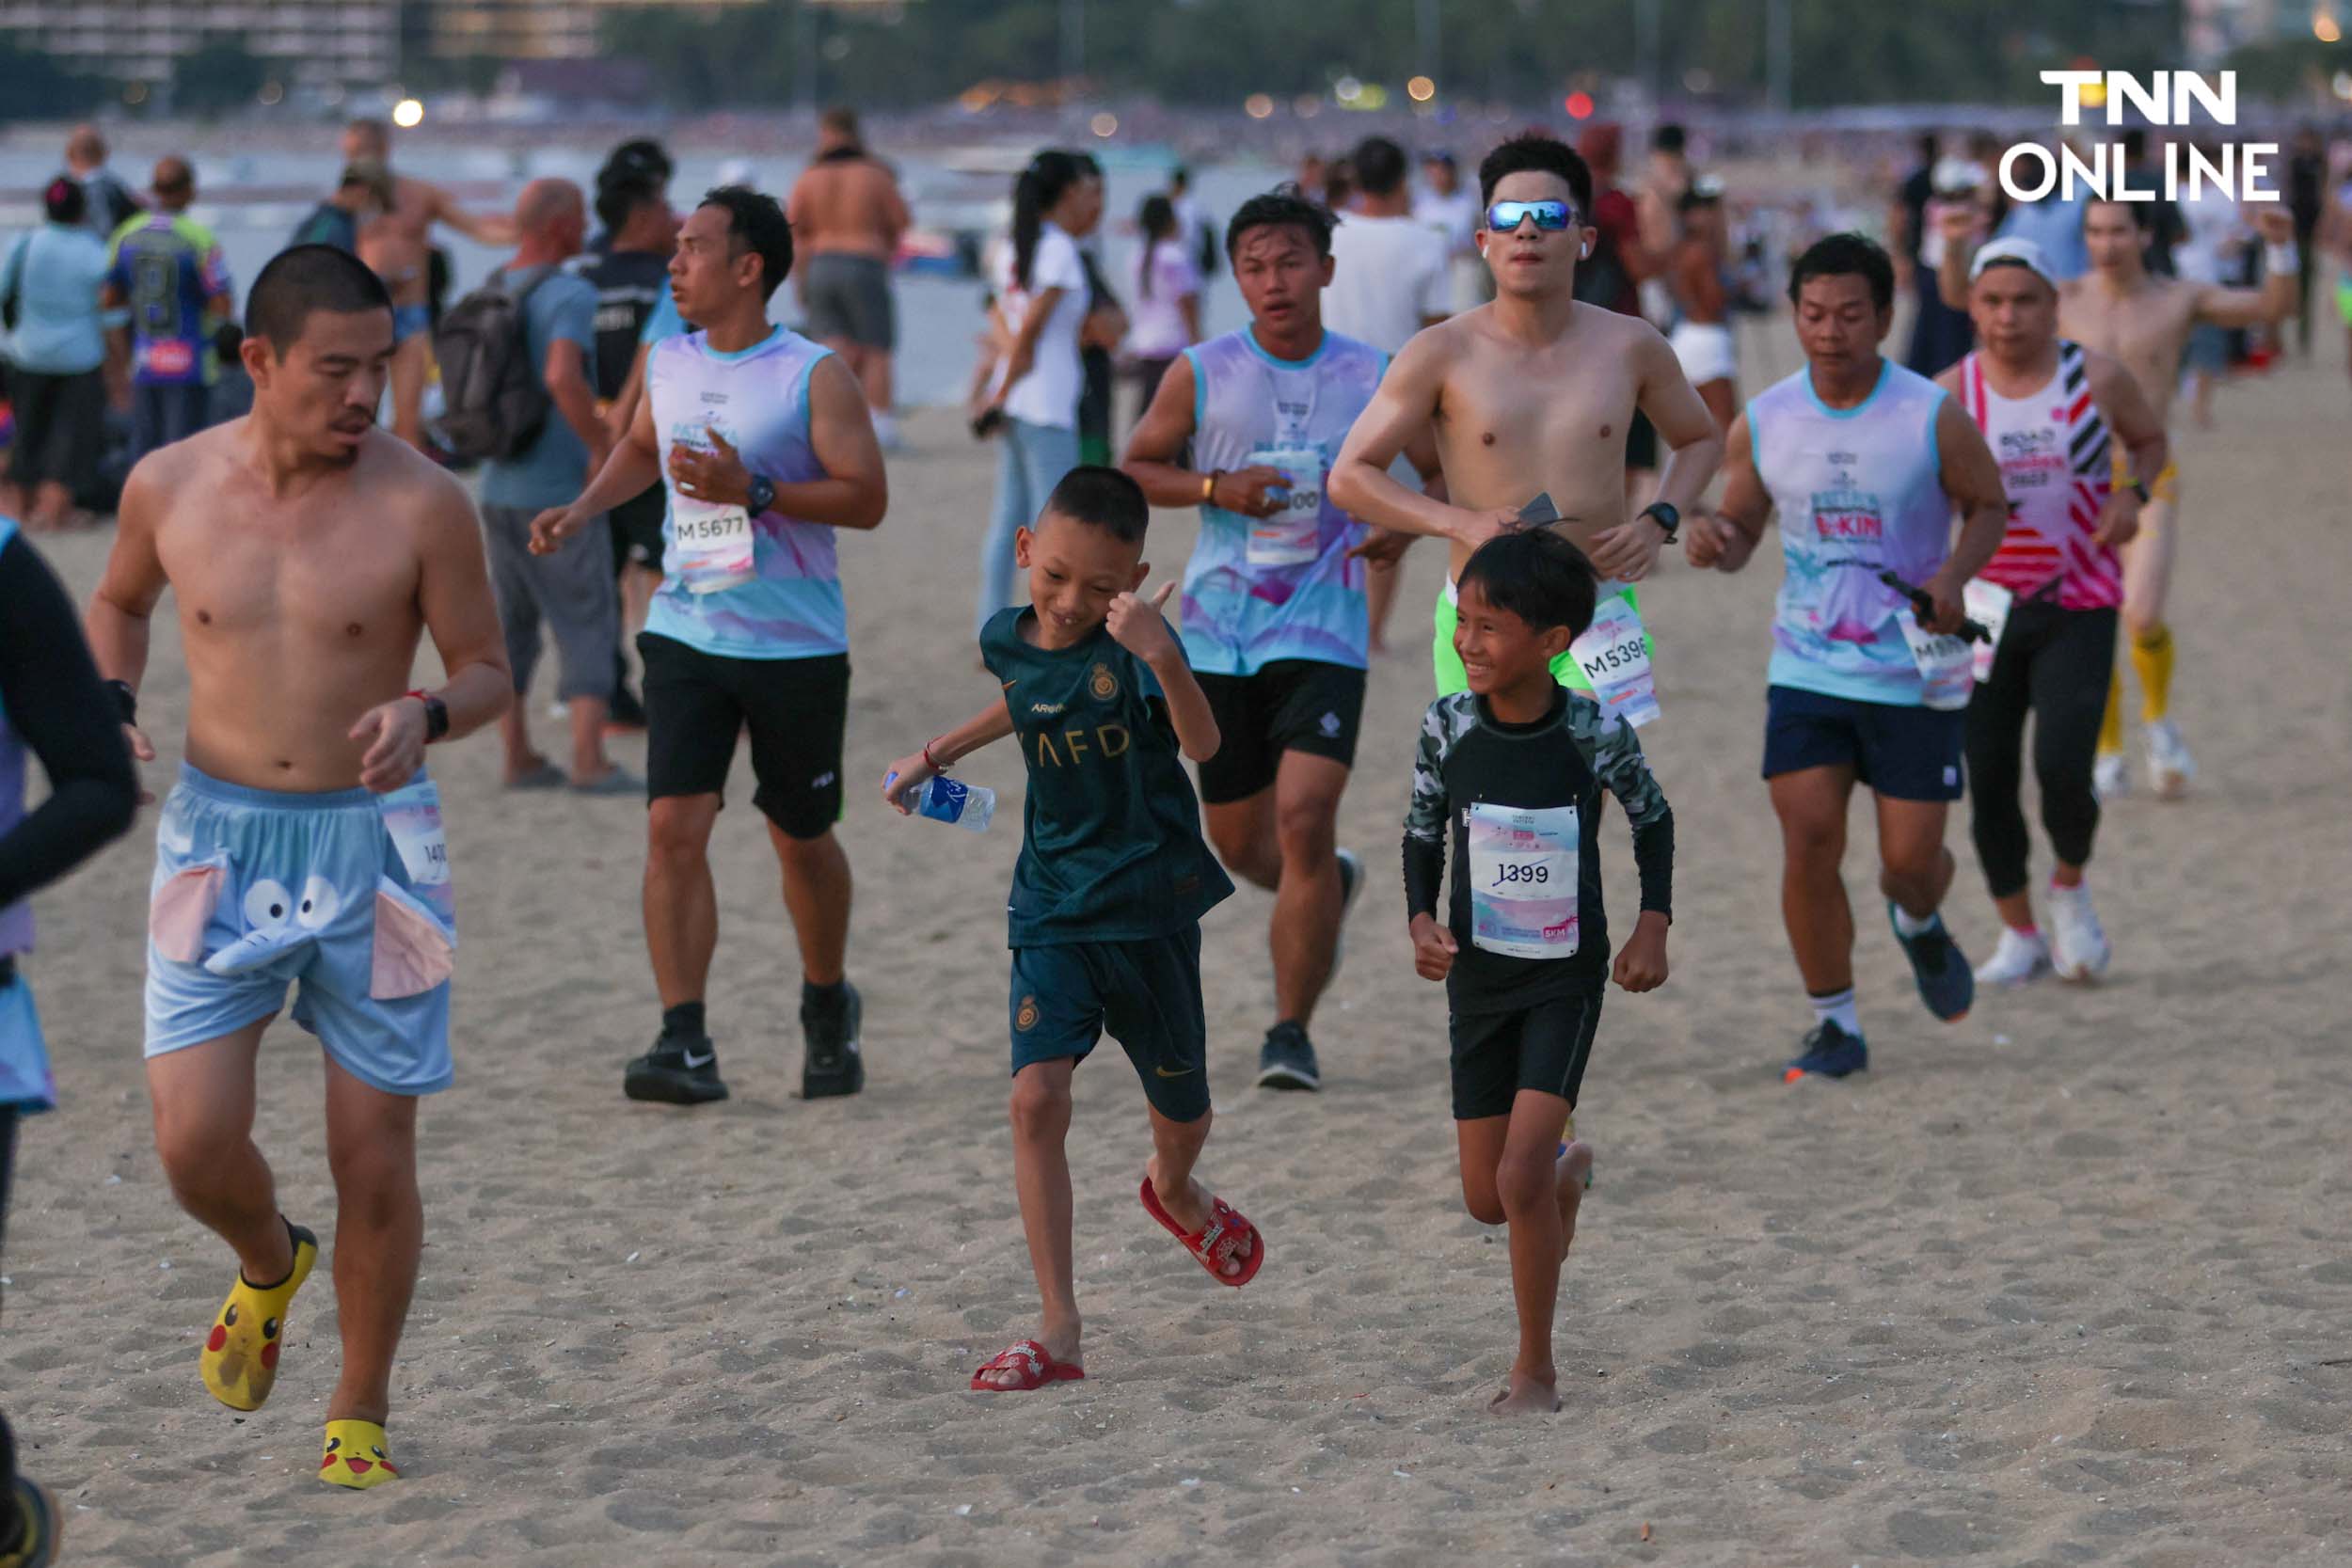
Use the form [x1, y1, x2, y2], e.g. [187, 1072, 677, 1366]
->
[1574, 699, 1675, 918]
[1401, 697, 1458, 921]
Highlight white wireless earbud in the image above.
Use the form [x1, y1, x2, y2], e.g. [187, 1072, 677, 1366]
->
[1580, 240, 1592, 259]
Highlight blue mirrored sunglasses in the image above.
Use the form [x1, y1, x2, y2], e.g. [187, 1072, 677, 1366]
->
[1484, 198, 1577, 232]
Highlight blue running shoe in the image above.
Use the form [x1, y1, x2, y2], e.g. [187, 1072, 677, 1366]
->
[1783, 1020, 1868, 1083]
[1888, 902, 1974, 1022]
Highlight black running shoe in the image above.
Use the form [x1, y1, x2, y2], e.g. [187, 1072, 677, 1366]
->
[624, 1034, 729, 1105]
[801, 981, 865, 1100]
[1887, 900, 1975, 1022]
[1782, 1020, 1868, 1083]
[1255, 1020, 1322, 1092]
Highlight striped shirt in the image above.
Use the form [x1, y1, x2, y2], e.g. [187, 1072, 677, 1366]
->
[1961, 340, 2122, 611]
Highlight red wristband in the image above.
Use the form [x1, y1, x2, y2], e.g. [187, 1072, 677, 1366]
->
[922, 736, 949, 773]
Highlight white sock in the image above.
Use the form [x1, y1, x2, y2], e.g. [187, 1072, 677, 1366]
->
[1890, 903, 1938, 938]
[1808, 988, 1861, 1038]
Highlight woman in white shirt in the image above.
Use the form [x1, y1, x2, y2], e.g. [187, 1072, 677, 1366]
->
[974, 150, 1099, 635]
[1126, 194, 1201, 415]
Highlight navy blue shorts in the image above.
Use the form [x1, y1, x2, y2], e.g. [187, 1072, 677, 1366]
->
[1009, 927, 1209, 1122]
[1762, 685, 1964, 802]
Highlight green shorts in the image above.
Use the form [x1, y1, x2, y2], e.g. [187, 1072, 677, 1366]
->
[1433, 580, 1647, 698]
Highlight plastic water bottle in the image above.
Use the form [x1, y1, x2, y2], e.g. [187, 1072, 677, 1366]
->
[886, 772, 994, 833]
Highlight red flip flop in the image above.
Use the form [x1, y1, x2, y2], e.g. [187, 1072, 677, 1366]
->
[1138, 1175, 1265, 1288]
[969, 1339, 1086, 1392]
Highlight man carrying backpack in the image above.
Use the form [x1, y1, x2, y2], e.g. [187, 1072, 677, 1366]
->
[456, 179, 635, 794]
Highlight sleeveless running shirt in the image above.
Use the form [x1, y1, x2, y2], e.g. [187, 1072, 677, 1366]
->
[1178, 327, 1387, 675]
[1960, 340, 2121, 611]
[1748, 358, 1954, 705]
[642, 327, 848, 660]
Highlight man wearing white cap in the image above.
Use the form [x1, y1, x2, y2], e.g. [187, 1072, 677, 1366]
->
[1938, 196, 2296, 801]
[1939, 237, 2168, 986]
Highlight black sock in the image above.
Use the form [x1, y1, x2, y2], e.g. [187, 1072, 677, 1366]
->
[661, 1002, 706, 1040]
[802, 979, 846, 1014]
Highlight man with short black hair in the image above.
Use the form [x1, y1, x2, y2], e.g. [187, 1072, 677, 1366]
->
[85, 241, 513, 1489]
[1333, 132, 1721, 708]
[532, 187, 889, 1107]
[1124, 187, 1440, 1093]
[1685, 232, 2010, 1082]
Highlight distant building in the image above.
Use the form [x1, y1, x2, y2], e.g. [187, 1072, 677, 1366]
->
[0, 0, 398, 88]
[0, 0, 760, 92]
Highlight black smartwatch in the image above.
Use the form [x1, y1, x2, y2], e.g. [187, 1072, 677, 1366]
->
[406, 689, 451, 744]
[1637, 501, 1680, 544]
[104, 678, 138, 726]
[746, 474, 777, 516]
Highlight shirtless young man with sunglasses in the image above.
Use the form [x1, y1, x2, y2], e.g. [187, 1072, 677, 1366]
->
[1331, 132, 1721, 705]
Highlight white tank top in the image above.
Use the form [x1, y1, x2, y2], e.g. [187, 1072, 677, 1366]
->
[1748, 357, 1954, 705]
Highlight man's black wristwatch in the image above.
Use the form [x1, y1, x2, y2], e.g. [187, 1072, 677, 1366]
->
[1637, 501, 1680, 544]
[406, 689, 451, 744]
[104, 679, 137, 726]
[746, 474, 777, 516]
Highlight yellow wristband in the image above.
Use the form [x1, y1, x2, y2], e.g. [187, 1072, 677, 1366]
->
[1201, 470, 1218, 503]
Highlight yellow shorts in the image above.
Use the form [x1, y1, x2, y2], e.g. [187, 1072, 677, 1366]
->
[2111, 451, 2179, 503]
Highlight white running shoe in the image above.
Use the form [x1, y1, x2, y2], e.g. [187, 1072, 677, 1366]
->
[2045, 880, 2111, 981]
[2144, 719, 2196, 800]
[2093, 752, 2131, 802]
[1975, 927, 2052, 988]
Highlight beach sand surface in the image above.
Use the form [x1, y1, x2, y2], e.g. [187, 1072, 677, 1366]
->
[8, 312, 2350, 1566]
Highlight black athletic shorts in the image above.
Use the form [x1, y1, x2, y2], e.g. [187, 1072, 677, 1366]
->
[1449, 985, 1605, 1121]
[639, 633, 849, 839]
[1193, 659, 1366, 805]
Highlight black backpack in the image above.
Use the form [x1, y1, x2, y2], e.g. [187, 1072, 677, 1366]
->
[432, 264, 559, 464]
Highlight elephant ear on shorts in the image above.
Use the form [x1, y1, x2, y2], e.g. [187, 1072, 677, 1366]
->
[149, 861, 227, 965]
[371, 878, 455, 1001]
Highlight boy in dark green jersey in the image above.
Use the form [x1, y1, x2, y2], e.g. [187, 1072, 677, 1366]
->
[883, 467, 1266, 1394]
[1402, 530, 1676, 1417]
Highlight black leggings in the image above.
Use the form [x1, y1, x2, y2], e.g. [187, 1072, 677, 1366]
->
[1966, 602, 2118, 899]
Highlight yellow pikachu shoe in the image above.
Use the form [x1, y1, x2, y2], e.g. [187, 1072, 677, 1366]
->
[318, 1420, 401, 1491]
[199, 1221, 317, 1411]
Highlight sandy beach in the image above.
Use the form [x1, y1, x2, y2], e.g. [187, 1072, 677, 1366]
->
[7, 307, 2350, 1567]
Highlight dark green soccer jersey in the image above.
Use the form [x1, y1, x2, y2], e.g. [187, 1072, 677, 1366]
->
[980, 607, 1233, 947]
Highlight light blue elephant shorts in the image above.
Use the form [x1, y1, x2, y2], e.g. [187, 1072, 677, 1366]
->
[145, 765, 457, 1095]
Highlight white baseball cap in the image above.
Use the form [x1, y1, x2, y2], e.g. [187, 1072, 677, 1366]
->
[1969, 235, 2057, 287]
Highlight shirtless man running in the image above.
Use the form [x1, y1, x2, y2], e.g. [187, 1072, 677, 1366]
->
[787, 107, 912, 449]
[339, 118, 516, 452]
[1940, 196, 2296, 799]
[1332, 133, 1723, 701]
[85, 245, 510, 1490]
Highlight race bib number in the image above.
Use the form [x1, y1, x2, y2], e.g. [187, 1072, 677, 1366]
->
[1243, 445, 1326, 568]
[1467, 802, 1581, 959]
[378, 778, 451, 888]
[1963, 578, 2013, 685]
[1569, 592, 1660, 727]
[672, 494, 755, 594]
[1899, 610, 1976, 711]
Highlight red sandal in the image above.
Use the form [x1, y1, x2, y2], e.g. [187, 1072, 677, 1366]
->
[1138, 1175, 1265, 1288]
[969, 1339, 1086, 1392]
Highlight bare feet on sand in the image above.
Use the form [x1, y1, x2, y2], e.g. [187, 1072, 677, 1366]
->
[1558, 1138, 1594, 1265]
[1488, 1369, 1562, 1415]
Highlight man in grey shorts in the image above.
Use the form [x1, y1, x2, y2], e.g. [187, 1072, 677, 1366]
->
[788, 108, 910, 448]
[475, 179, 637, 793]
